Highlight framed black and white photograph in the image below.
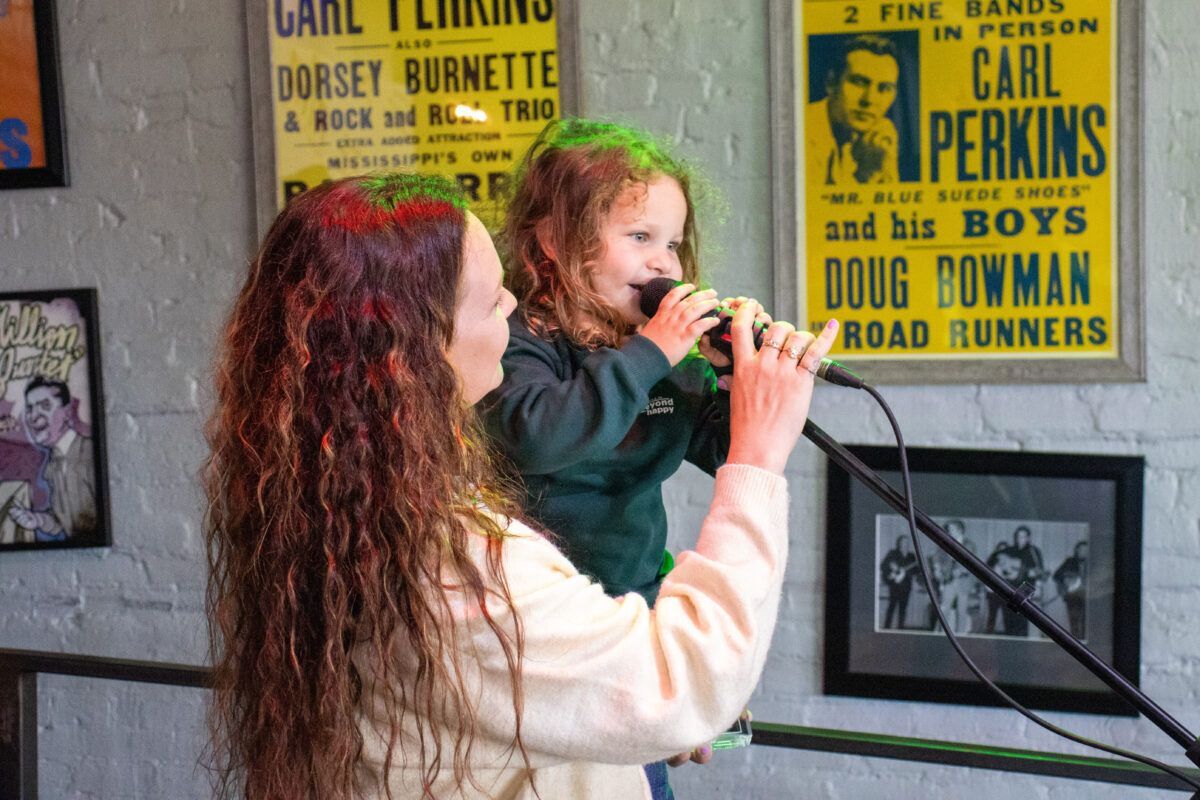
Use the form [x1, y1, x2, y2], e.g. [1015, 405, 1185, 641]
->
[0, 289, 109, 551]
[825, 446, 1143, 715]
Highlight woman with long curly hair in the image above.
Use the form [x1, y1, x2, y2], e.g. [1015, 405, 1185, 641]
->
[205, 171, 838, 799]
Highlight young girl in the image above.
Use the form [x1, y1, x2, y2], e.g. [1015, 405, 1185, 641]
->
[481, 120, 801, 797]
[481, 118, 768, 609]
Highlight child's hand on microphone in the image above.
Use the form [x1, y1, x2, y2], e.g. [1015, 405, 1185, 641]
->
[697, 296, 773, 384]
[639, 283, 721, 366]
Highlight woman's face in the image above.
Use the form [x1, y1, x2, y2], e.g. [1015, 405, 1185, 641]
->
[447, 213, 517, 405]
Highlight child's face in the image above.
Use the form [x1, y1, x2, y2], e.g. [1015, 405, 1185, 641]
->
[589, 175, 688, 326]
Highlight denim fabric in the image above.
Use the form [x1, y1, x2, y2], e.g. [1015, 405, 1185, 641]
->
[643, 760, 675, 800]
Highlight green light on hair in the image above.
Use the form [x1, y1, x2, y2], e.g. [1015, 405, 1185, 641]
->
[359, 173, 468, 212]
[536, 118, 686, 174]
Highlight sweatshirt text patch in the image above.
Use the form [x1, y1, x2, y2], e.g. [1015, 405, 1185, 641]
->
[643, 397, 675, 416]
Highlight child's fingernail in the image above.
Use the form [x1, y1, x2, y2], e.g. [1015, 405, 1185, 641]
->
[826, 320, 839, 330]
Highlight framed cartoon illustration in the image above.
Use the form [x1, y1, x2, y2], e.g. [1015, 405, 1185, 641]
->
[0, 290, 109, 551]
[824, 446, 1143, 715]
[0, 0, 69, 189]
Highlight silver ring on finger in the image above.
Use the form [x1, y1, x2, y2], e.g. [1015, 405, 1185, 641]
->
[762, 338, 784, 351]
[782, 330, 810, 359]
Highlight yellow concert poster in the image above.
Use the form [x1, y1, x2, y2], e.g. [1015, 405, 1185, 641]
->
[267, 0, 559, 226]
[798, 0, 1118, 361]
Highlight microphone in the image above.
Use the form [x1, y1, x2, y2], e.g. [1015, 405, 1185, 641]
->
[637, 277, 762, 357]
[638, 277, 865, 389]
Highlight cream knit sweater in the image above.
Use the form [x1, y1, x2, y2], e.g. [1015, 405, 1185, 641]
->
[355, 463, 790, 799]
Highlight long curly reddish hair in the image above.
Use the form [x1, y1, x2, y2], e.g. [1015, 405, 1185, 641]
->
[501, 118, 703, 349]
[204, 173, 526, 799]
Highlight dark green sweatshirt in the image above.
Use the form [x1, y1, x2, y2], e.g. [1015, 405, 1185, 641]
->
[479, 316, 731, 604]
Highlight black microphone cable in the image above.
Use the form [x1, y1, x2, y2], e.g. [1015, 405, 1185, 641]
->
[856, 380, 1200, 792]
[638, 276, 1199, 785]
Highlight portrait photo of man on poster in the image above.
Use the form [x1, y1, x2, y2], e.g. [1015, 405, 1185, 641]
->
[805, 30, 920, 185]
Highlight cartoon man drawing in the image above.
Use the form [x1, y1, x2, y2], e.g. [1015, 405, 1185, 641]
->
[6, 377, 95, 542]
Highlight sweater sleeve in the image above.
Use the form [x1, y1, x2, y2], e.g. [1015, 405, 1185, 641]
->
[459, 464, 789, 765]
[479, 324, 673, 474]
[683, 363, 731, 477]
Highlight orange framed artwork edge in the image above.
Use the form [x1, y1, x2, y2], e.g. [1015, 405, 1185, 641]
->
[0, 0, 68, 189]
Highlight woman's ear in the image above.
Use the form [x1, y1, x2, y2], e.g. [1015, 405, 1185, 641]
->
[534, 218, 558, 263]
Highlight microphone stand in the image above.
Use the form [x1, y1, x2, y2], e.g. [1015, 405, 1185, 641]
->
[802, 419, 1200, 782]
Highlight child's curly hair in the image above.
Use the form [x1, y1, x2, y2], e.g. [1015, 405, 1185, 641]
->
[500, 118, 703, 349]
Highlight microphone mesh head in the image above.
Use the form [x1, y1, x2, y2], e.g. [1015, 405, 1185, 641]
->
[638, 277, 680, 318]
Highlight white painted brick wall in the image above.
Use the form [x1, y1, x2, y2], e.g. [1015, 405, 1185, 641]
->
[0, 0, 1195, 797]
[646, 1, 1200, 797]
[1, 0, 251, 794]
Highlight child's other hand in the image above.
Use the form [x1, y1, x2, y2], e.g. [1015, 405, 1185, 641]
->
[639, 284, 720, 366]
[666, 743, 713, 767]
[697, 296, 773, 374]
[665, 708, 752, 769]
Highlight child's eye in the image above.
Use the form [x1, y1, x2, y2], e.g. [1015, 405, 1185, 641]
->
[667, 241, 680, 252]
[630, 232, 648, 242]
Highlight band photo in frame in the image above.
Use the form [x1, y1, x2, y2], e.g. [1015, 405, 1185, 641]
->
[825, 446, 1143, 715]
[875, 514, 1090, 643]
